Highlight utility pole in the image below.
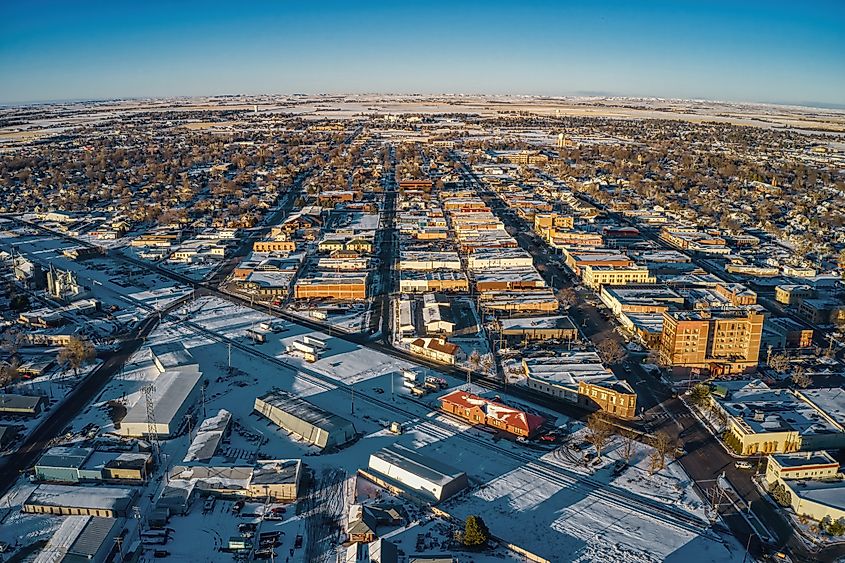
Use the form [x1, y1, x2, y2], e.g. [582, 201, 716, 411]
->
[351, 385, 354, 415]
[228, 342, 232, 369]
[143, 384, 159, 463]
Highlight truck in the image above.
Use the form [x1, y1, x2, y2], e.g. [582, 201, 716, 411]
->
[245, 328, 267, 343]
[410, 386, 427, 397]
[402, 378, 417, 390]
[401, 369, 418, 382]
[389, 421, 403, 434]
[303, 335, 327, 349]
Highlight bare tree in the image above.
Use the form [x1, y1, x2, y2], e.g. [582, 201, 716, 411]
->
[768, 353, 789, 372]
[595, 339, 625, 365]
[479, 353, 495, 376]
[57, 336, 95, 376]
[586, 412, 614, 461]
[466, 349, 481, 389]
[0, 360, 20, 388]
[649, 431, 675, 474]
[556, 287, 578, 309]
[791, 366, 812, 389]
[620, 432, 638, 463]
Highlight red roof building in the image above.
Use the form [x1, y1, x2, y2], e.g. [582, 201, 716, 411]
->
[439, 390, 545, 437]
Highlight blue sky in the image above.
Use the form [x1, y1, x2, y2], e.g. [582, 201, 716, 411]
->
[1, 1, 844, 105]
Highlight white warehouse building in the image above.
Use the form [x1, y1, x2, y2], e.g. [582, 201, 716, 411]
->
[367, 444, 468, 502]
[118, 364, 203, 438]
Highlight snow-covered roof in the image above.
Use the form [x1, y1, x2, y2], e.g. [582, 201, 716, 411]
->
[25, 484, 136, 512]
[121, 363, 202, 427]
[369, 444, 466, 488]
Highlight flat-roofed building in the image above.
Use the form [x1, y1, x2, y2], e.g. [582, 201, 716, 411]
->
[774, 284, 814, 306]
[522, 353, 637, 419]
[366, 444, 468, 502]
[400, 251, 462, 271]
[467, 248, 533, 270]
[765, 451, 840, 485]
[711, 380, 845, 456]
[599, 284, 684, 316]
[564, 250, 632, 275]
[581, 264, 655, 290]
[295, 272, 368, 300]
[169, 459, 302, 500]
[399, 270, 469, 294]
[473, 267, 546, 292]
[254, 391, 356, 450]
[499, 315, 577, 344]
[35, 446, 95, 483]
[23, 484, 136, 518]
[658, 307, 765, 376]
[150, 342, 195, 372]
[252, 239, 296, 252]
[478, 289, 559, 313]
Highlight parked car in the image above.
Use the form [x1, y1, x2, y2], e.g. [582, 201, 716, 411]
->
[735, 460, 753, 470]
[294, 535, 303, 549]
[153, 551, 170, 558]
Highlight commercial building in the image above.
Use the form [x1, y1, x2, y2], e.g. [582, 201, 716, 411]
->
[581, 265, 655, 290]
[169, 459, 302, 500]
[478, 289, 559, 313]
[34, 516, 121, 563]
[658, 308, 765, 376]
[34, 446, 154, 483]
[399, 270, 469, 294]
[365, 444, 469, 502]
[473, 267, 546, 292]
[400, 251, 462, 271]
[294, 272, 368, 300]
[35, 447, 99, 483]
[599, 285, 684, 316]
[117, 363, 203, 438]
[254, 391, 357, 450]
[467, 248, 533, 270]
[23, 484, 137, 518]
[711, 380, 845, 456]
[183, 409, 232, 463]
[522, 353, 637, 419]
[440, 390, 545, 437]
[765, 451, 840, 485]
[0, 393, 46, 416]
[781, 479, 845, 523]
[499, 315, 577, 345]
[774, 284, 814, 306]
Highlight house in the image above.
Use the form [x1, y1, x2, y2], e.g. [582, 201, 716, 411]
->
[409, 338, 465, 366]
